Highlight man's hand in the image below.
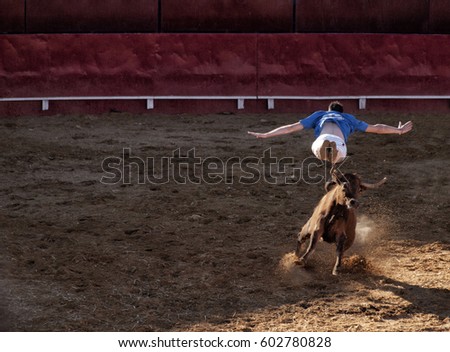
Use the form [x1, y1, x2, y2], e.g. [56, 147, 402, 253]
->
[398, 121, 413, 135]
[366, 120, 414, 135]
[247, 131, 268, 139]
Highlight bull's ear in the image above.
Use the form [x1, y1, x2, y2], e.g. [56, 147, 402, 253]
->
[325, 181, 337, 192]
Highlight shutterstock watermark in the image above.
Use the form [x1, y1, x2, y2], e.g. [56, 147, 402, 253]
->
[100, 148, 345, 186]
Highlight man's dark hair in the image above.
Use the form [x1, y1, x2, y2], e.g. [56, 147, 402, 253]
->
[328, 101, 344, 113]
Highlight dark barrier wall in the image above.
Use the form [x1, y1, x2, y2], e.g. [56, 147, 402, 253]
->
[26, 0, 158, 33]
[0, 34, 258, 97]
[296, 0, 429, 33]
[161, 0, 293, 33]
[0, 0, 24, 33]
[430, 0, 450, 34]
[2, 0, 450, 34]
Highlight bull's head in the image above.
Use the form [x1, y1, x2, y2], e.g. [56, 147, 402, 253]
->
[326, 171, 387, 209]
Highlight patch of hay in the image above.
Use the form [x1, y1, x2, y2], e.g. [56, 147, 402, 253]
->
[343, 254, 372, 273]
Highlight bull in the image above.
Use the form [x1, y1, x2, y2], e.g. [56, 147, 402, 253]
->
[295, 171, 387, 275]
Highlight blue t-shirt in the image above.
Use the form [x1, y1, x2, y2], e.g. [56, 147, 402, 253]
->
[299, 110, 369, 142]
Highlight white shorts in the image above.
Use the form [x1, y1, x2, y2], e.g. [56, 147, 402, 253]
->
[311, 134, 347, 163]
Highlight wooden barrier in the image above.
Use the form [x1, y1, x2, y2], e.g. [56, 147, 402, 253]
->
[1, 1, 450, 34]
[26, 0, 158, 33]
[0, 0, 24, 33]
[430, 0, 450, 34]
[161, 0, 293, 33]
[296, 0, 428, 33]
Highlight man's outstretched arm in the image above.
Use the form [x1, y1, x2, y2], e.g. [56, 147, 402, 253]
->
[248, 122, 304, 139]
[365, 121, 413, 135]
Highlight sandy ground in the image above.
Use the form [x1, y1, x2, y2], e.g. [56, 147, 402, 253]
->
[0, 111, 449, 331]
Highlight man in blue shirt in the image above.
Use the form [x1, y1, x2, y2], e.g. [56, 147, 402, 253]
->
[248, 101, 413, 164]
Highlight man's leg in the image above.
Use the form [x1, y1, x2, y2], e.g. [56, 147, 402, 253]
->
[320, 140, 338, 164]
[312, 134, 347, 166]
[313, 137, 338, 164]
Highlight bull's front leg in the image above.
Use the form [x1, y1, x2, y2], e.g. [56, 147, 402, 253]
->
[295, 231, 310, 258]
[333, 232, 347, 276]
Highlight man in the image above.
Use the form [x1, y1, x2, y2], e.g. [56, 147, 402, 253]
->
[248, 101, 413, 164]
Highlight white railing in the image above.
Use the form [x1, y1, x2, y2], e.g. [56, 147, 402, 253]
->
[259, 95, 450, 110]
[0, 96, 257, 111]
[1, 95, 450, 111]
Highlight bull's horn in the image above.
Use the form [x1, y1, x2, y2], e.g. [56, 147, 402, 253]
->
[361, 177, 387, 190]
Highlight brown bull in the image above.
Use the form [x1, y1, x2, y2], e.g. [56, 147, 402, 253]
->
[295, 171, 386, 275]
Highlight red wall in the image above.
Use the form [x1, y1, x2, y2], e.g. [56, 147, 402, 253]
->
[26, 0, 158, 33]
[0, 34, 257, 98]
[161, 0, 293, 33]
[1, 33, 450, 115]
[258, 34, 450, 96]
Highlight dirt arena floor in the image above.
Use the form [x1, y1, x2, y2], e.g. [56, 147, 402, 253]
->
[0, 111, 449, 332]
